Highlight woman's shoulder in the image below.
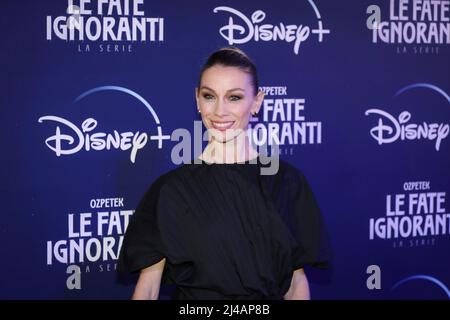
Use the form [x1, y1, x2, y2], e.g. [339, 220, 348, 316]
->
[147, 164, 190, 190]
[141, 161, 201, 197]
[133, 165, 191, 213]
[264, 156, 306, 183]
[278, 158, 303, 175]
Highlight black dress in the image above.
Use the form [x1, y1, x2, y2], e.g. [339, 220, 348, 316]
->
[117, 156, 329, 300]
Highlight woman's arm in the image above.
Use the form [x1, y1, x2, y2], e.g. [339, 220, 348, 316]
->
[283, 268, 310, 300]
[131, 258, 166, 300]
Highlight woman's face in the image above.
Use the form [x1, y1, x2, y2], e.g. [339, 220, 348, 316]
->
[196, 65, 264, 143]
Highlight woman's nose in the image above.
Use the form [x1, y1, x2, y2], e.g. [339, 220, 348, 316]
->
[214, 99, 228, 116]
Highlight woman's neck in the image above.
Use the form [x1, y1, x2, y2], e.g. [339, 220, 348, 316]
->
[199, 132, 258, 164]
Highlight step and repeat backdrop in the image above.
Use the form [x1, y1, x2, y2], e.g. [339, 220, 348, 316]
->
[1, 0, 449, 299]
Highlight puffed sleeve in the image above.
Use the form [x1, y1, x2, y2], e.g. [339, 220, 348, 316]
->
[117, 176, 167, 273]
[118, 172, 194, 281]
[117, 175, 185, 272]
[290, 170, 331, 270]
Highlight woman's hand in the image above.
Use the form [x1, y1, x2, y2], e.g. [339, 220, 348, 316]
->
[283, 268, 310, 300]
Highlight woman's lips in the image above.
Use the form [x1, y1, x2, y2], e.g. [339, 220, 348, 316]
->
[211, 121, 235, 131]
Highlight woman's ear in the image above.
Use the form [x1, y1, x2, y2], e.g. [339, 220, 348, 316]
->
[195, 87, 200, 109]
[253, 90, 265, 114]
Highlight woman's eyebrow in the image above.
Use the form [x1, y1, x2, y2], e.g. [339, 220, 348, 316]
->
[227, 88, 245, 92]
[200, 86, 245, 93]
[199, 86, 215, 93]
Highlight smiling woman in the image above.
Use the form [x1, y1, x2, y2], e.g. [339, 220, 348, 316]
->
[195, 48, 265, 163]
[118, 47, 330, 300]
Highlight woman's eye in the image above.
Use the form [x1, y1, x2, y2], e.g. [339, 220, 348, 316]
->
[202, 94, 214, 100]
[229, 95, 242, 101]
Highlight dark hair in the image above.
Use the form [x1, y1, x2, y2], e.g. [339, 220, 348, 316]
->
[198, 47, 259, 96]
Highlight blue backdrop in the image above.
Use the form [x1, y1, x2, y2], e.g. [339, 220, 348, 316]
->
[1, 0, 449, 299]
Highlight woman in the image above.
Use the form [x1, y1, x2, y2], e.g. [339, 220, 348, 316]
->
[118, 47, 329, 300]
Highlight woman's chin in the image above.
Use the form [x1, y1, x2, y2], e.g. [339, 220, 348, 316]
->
[208, 127, 246, 143]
